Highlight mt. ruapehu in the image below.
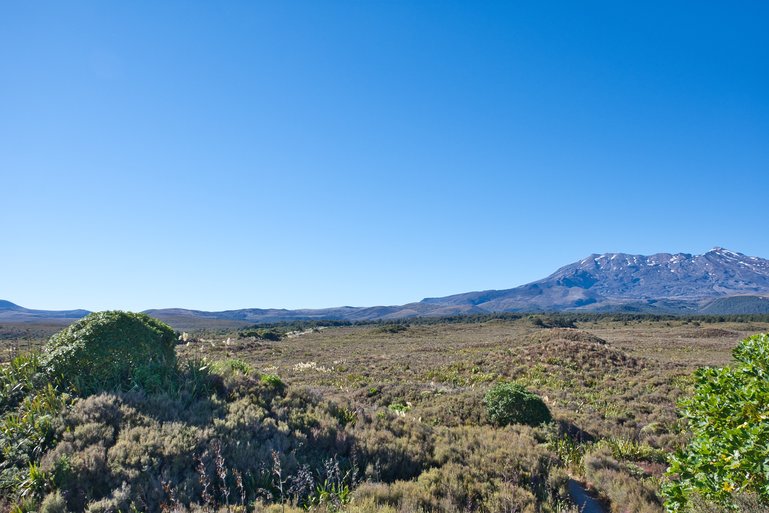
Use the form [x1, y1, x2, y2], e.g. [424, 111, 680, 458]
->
[423, 247, 769, 315]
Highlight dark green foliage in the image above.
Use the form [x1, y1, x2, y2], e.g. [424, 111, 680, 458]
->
[241, 319, 352, 332]
[238, 320, 352, 341]
[238, 328, 284, 341]
[484, 382, 552, 427]
[0, 353, 69, 502]
[42, 311, 177, 394]
[663, 333, 769, 512]
[258, 329, 283, 341]
[1, 353, 46, 412]
[228, 312, 769, 333]
[390, 312, 769, 325]
[375, 323, 409, 334]
[529, 315, 577, 329]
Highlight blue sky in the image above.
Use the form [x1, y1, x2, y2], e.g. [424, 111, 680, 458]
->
[2, 2, 768, 311]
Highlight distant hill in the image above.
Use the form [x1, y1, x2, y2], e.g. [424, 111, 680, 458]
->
[5, 247, 769, 327]
[699, 295, 769, 315]
[0, 300, 90, 323]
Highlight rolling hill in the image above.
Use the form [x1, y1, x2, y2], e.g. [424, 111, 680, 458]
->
[0, 300, 90, 323]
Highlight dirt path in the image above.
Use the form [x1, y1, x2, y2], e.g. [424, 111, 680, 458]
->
[568, 479, 608, 513]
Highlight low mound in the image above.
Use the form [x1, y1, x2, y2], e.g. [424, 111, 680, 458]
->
[527, 328, 607, 345]
[42, 311, 178, 393]
[518, 340, 643, 375]
[691, 328, 740, 339]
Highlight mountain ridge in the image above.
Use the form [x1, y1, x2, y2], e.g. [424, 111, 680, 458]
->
[0, 301, 91, 322]
[423, 247, 769, 314]
[4, 248, 769, 326]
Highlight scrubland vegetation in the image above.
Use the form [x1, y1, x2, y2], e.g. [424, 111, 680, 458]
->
[1, 313, 767, 512]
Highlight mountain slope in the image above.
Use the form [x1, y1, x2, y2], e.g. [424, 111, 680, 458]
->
[699, 295, 769, 315]
[0, 300, 90, 322]
[419, 248, 769, 314]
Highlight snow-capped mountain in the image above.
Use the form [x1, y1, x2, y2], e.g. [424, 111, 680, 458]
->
[419, 248, 769, 314]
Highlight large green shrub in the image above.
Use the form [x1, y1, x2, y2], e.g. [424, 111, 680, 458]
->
[41, 311, 178, 394]
[484, 382, 551, 427]
[663, 333, 769, 512]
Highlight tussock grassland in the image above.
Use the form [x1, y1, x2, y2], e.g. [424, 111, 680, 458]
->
[0, 316, 763, 512]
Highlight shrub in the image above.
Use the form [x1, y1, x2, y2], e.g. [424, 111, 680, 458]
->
[0, 353, 47, 413]
[584, 445, 662, 513]
[663, 333, 769, 512]
[375, 324, 409, 334]
[484, 382, 551, 427]
[210, 358, 254, 379]
[260, 373, 284, 388]
[39, 490, 67, 513]
[42, 311, 177, 394]
[0, 383, 70, 499]
[239, 328, 284, 341]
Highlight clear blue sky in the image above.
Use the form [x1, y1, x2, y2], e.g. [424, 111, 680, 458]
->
[3, 2, 768, 312]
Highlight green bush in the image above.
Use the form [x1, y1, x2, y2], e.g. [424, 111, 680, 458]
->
[663, 333, 769, 512]
[375, 324, 409, 334]
[210, 358, 253, 377]
[484, 382, 551, 427]
[41, 311, 178, 394]
[239, 328, 284, 341]
[1, 353, 46, 413]
[260, 373, 284, 388]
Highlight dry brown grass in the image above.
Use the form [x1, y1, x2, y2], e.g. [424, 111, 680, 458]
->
[173, 317, 765, 512]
